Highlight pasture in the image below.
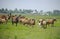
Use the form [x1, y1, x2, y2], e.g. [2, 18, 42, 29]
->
[0, 14, 60, 39]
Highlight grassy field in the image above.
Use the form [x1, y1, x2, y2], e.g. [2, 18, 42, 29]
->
[0, 14, 60, 39]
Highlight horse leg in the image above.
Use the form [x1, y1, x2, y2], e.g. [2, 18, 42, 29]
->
[0, 21, 2, 24]
[16, 22, 18, 26]
[12, 21, 14, 25]
[6, 20, 7, 24]
[51, 24, 54, 27]
[43, 25, 45, 29]
[41, 25, 44, 28]
[42, 25, 45, 29]
[45, 24, 47, 28]
[23, 23, 26, 25]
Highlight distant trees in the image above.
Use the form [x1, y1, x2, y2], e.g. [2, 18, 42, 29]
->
[0, 8, 33, 14]
[53, 10, 60, 16]
[0, 8, 8, 13]
[8, 9, 13, 13]
[35, 9, 38, 13]
[40, 10, 43, 15]
[46, 11, 53, 16]
[0, 9, 2, 13]
[0, 8, 60, 16]
[19, 9, 22, 13]
[14, 8, 19, 13]
[22, 9, 33, 13]
[4, 8, 8, 13]
[1, 8, 5, 13]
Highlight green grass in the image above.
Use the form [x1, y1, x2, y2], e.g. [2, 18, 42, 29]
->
[0, 14, 60, 39]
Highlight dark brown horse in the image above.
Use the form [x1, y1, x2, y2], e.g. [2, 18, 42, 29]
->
[12, 15, 19, 26]
[46, 18, 56, 27]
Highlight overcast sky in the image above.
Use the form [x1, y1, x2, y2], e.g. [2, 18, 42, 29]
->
[0, 0, 60, 11]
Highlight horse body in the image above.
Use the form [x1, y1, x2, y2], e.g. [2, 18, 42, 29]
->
[12, 15, 19, 26]
[46, 18, 56, 27]
[39, 19, 47, 28]
[0, 15, 8, 24]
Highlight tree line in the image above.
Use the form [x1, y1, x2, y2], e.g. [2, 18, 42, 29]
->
[0, 8, 60, 16]
[0, 8, 33, 14]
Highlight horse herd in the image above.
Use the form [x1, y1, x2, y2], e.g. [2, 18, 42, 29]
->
[0, 14, 56, 29]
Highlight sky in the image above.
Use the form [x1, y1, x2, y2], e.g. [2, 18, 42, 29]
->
[0, 0, 60, 11]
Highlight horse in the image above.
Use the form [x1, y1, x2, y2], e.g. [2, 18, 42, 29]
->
[39, 19, 47, 29]
[46, 18, 56, 27]
[12, 15, 19, 26]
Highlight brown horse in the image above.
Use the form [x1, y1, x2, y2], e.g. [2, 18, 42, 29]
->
[18, 15, 25, 23]
[46, 18, 56, 27]
[12, 15, 19, 26]
[0, 15, 8, 24]
[20, 18, 35, 26]
[29, 19, 35, 25]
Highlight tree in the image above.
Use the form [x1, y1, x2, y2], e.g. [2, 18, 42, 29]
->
[19, 9, 22, 13]
[0, 9, 2, 13]
[22, 9, 33, 14]
[14, 8, 19, 13]
[4, 8, 8, 13]
[47, 11, 52, 16]
[9, 9, 13, 13]
[40, 10, 43, 15]
[53, 10, 60, 16]
[25, 9, 33, 13]
[1, 8, 5, 13]
[35, 9, 38, 13]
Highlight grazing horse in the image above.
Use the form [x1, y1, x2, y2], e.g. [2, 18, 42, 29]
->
[7, 15, 11, 20]
[29, 19, 35, 26]
[39, 19, 47, 29]
[46, 18, 56, 27]
[18, 15, 35, 26]
[0, 15, 8, 24]
[0, 18, 2, 24]
[18, 16, 25, 23]
[20, 17, 35, 26]
[12, 15, 19, 26]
